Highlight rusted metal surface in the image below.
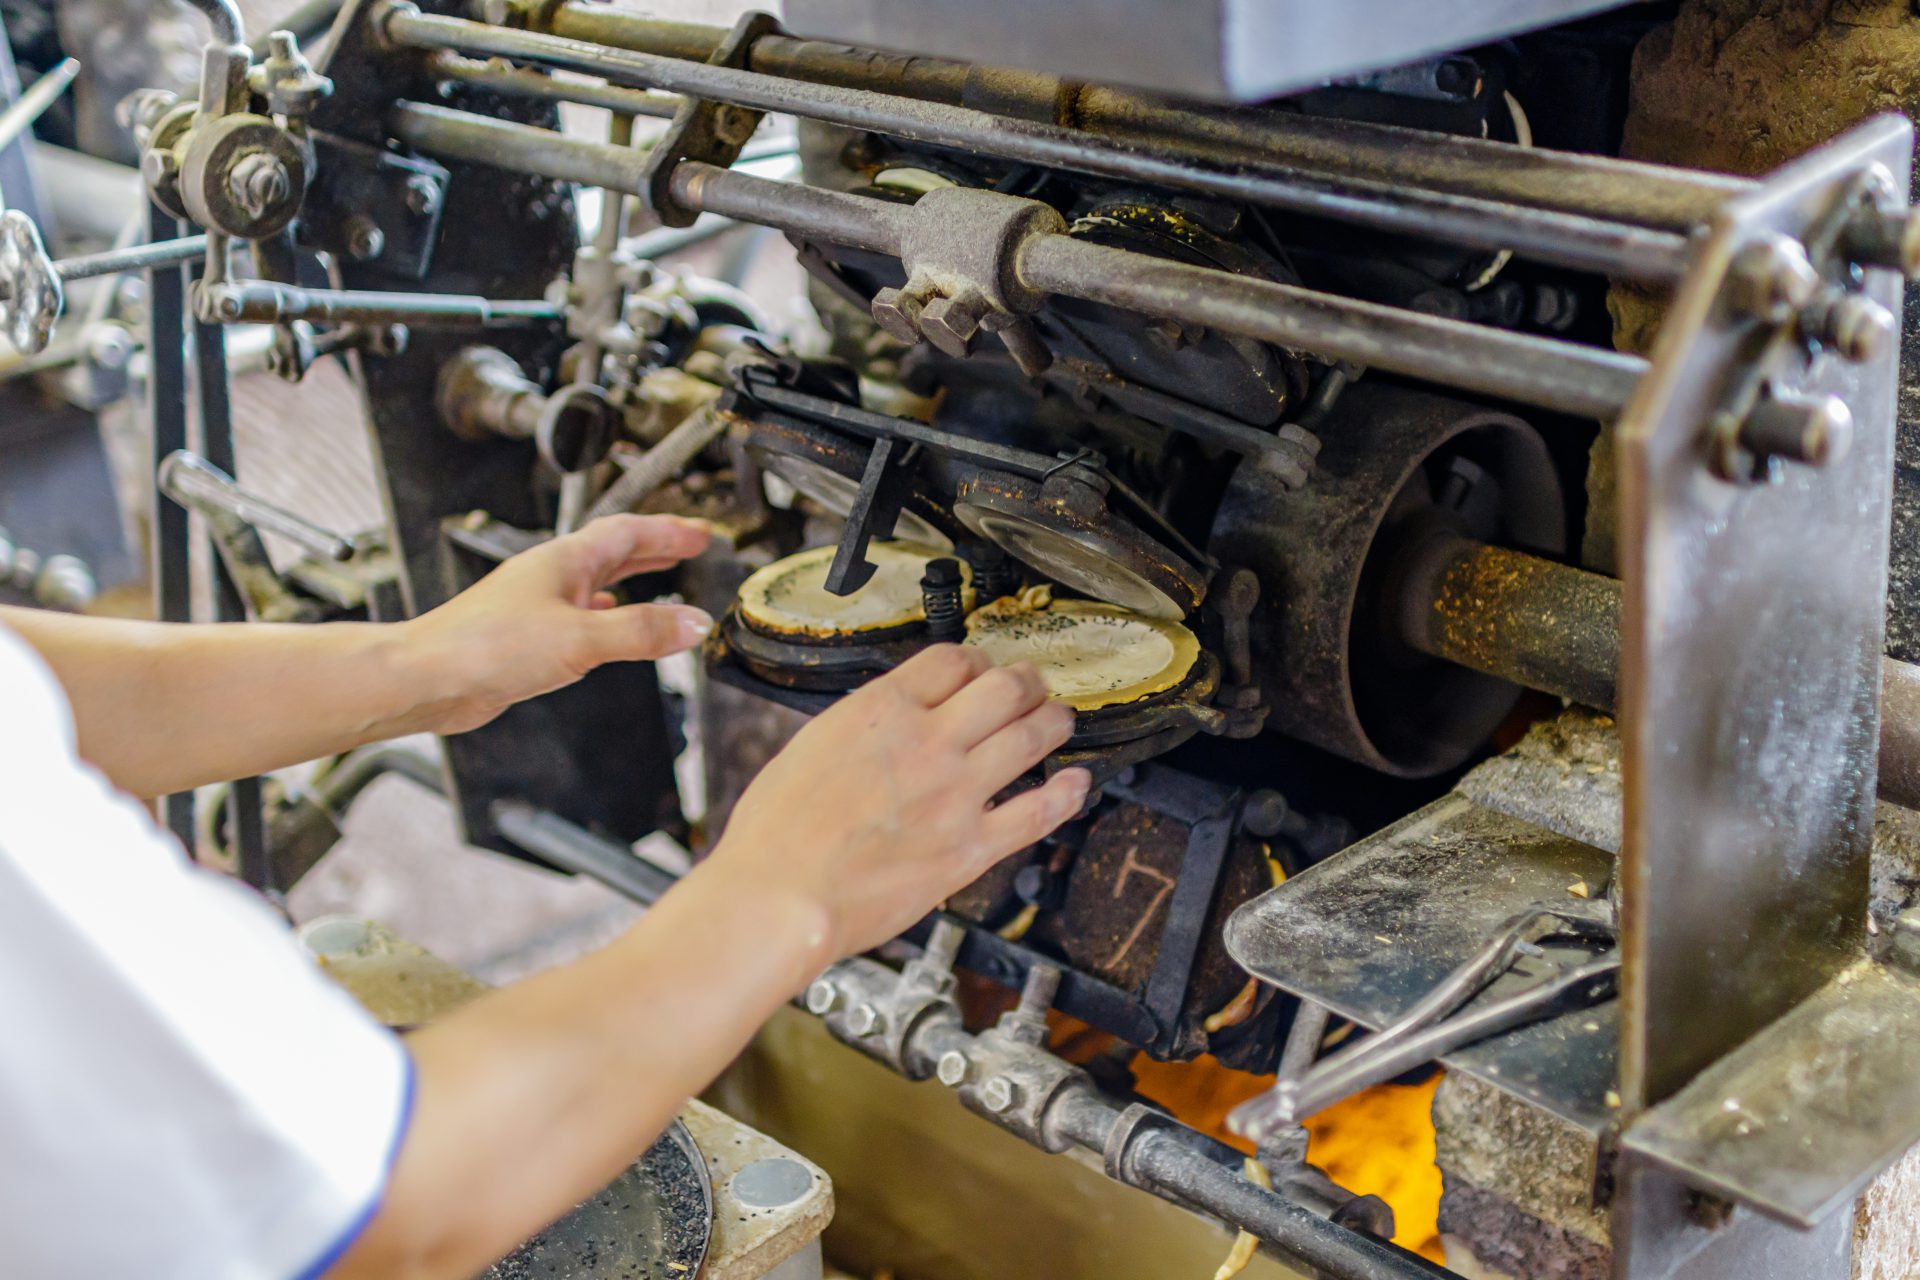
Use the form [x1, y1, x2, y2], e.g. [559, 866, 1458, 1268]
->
[1208, 384, 1563, 777]
[1400, 536, 1620, 713]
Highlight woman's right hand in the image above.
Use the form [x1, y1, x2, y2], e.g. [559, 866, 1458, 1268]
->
[699, 644, 1091, 964]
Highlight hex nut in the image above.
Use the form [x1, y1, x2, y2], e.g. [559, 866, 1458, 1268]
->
[1727, 235, 1819, 325]
[919, 289, 993, 358]
[345, 216, 386, 261]
[803, 979, 839, 1016]
[1818, 291, 1896, 363]
[936, 1051, 970, 1087]
[404, 174, 442, 216]
[869, 285, 926, 345]
[980, 1076, 1019, 1114]
[848, 1003, 883, 1037]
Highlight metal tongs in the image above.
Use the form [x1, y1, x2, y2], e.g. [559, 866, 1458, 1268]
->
[1230, 900, 1619, 1143]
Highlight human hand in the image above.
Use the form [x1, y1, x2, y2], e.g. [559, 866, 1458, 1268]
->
[402, 515, 711, 735]
[700, 644, 1092, 964]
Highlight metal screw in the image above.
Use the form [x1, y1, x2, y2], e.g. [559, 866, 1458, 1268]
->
[936, 1051, 971, 1087]
[869, 285, 926, 344]
[980, 1076, 1019, 1113]
[1739, 390, 1853, 468]
[229, 152, 291, 220]
[345, 216, 385, 261]
[1727, 234, 1820, 324]
[848, 1003, 883, 1037]
[919, 289, 993, 357]
[404, 174, 442, 216]
[1807, 289, 1896, 363]
[803, 979, 840, 1016]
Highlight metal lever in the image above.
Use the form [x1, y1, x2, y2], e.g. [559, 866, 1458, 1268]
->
[0, 58, 78, 156]
[1229, 903, 1619, 1142]
[158, 450, 358, 562]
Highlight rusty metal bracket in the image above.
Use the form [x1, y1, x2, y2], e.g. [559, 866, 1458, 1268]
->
[639, 10, 780, 228]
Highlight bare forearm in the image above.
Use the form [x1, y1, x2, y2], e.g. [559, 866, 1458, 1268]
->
[0, 607, 454, 797]
[331, 863, 830, 1280]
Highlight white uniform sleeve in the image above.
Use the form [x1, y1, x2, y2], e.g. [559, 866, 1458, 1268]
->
[0, 625, 414, 1280]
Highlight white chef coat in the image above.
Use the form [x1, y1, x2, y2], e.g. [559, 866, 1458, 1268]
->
[0, 623, 414, 1279]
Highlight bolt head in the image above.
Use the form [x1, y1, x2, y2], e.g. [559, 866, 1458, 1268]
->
[869, 286, 925, 345]
[1729, 235, 1819, 324]
[980, 1076, 1018, 1113]
[346, 218, 385, 261]
[919, 290, 992, 358]
[848, 1003, 882, 1037]
[936, 1051, 970, 1087]
[803, 979, 839, 1016]
[404, 174, 442, 216]
[1826, 292, 1896, 363]
[229, 153, 292, 220]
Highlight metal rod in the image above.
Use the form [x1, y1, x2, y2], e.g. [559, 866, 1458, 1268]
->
[58, 234, 210, 281]
[0, 57, 78, 154]
[1399, 534, 1622, 712]
[1394, 537, 1920, 813]
[148, 204, 195, 849]
[428, 51, 681, 118]
[390, 104, 908, 253]
[529, 1, 1745, 232]
[206, 279, 561, 327]
[388, 108, 1644, 420]
[159, 450, 357, 562]
[190, 310, 276, 897]
[378, 7, 1692, 283]
[186, 0, 245, 47]
[1019, 234, 1646, 420]
[490, 800, 680, 905]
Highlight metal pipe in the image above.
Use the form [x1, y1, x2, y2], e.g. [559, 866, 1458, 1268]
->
[379, 6, 1692, 282]
[388, 105, 1644, 420]
[427, 52, 682, 119]
[1043, 1089, 1449, 1280]
[0, 58, 79, 154]
[527, 1, 1743, 232]
[490, 800, 681, 905]
[1395, 537, 1920, 813]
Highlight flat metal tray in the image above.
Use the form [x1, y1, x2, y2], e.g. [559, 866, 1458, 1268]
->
[1224, 793, 1618, 1134]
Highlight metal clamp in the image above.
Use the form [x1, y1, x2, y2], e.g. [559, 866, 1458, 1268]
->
[641, 10, 780, 228]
